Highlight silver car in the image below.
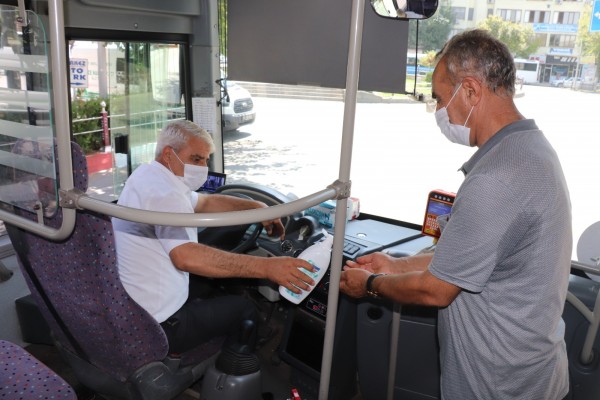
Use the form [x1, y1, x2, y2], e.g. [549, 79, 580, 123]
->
[221, 79, 256, 131]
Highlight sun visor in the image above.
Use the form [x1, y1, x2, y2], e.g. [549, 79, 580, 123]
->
[227, 0, 409, 93]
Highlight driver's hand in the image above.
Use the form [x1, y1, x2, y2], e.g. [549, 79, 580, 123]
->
[269, 257, 316, 294]
[262, 218, 285, 240]
[253, 200, 285, 240]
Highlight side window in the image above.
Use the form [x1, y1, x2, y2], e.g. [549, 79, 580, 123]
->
[0, 6, 57, 216]
[68, 40, 186, 201]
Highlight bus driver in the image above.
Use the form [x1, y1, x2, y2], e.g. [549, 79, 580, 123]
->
[113, 120, 315, 354]
[340, 30, 571, 399]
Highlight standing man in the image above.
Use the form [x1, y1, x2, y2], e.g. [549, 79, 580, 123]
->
[340, 30, 571, 399]
[113, 120, 314, 354]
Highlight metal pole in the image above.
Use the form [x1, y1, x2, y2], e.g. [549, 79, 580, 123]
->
[387, 304, 401, 400]
[37, 0, 77, 240]
[76, 186, 337, 227]
[318, 0, 365, 398]
[101, 101, 110, 150]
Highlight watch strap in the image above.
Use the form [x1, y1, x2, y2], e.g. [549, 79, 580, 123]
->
[366, 273, 384, 298]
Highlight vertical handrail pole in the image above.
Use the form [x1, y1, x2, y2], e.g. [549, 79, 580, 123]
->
[580, 289, 600, 364]
[318, 0, 366, 398]
[387, 304, 401, 399]
[49, 0, 74, 194]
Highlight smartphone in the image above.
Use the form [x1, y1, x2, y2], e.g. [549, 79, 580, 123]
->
[422, 190, 455, 238]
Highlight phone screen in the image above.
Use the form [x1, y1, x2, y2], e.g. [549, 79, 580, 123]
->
[422, 190, 455, 238]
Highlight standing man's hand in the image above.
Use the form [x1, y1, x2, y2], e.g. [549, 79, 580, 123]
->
[345, 252, 395, 274]
[339, 268, 372, 298]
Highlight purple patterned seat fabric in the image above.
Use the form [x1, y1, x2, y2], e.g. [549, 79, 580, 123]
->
[11, 142, 169, 381]
[0, 339, 76, 399]
[10, 141, 223, 387]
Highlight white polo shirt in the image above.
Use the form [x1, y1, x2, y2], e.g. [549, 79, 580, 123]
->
[112, 161, 199, 323]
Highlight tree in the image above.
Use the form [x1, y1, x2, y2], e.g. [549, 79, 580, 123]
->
[218, 0, 227, 59]
[478, 16, 541, 58]
[408, 0, 455, 52]
[578, 4, 600, 80]
[71, 95, 110, 153]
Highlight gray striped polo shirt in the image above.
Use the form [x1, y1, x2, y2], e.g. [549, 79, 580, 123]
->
[429, 119, 571, 399]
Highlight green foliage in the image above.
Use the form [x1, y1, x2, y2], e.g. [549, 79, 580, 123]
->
[71, 93, 109, 153]
[424, 71, 433, 83]
[420, 51, 438, 67]
[478, 16, 541, 58]
[408, 1, 455, 52]
[0, 111, 24, 123]
[218, 0, 227, 58]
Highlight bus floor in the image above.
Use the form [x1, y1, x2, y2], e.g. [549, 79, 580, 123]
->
[24, 341, 294, 400]
[23, 290, 363, 400]
[23, 314, 293, 400]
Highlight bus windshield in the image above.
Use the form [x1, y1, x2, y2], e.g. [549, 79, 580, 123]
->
[3, 1, 596, 263]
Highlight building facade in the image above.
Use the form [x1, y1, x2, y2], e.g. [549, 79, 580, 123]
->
[447, 0, 596, 85]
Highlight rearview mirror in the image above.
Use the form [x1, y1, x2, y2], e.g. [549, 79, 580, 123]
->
[370, 0, 438, 20]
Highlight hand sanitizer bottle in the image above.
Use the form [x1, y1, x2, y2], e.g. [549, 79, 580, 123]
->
[279, 232, 334, 304]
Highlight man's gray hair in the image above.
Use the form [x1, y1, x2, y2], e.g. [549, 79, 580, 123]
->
[155, 120, 215, 158]
[436, 29, 516, 97]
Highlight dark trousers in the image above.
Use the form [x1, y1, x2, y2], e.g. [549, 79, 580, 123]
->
[160, 290, 258, 354]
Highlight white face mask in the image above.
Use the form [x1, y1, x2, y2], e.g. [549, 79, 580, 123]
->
[434, 82, 474, 147]
[171, 151, 209, 191]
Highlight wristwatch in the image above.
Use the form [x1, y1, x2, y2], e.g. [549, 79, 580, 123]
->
[366, 273, 384, 298]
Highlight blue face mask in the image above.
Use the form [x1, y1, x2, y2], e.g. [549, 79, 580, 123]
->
[172, 151, 208, 191]
[434, 82, 474, 146]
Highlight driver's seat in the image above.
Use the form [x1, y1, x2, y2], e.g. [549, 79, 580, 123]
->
[5, 141, 224, 399]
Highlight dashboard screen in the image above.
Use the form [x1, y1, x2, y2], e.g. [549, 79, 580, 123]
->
[199, 172, 227, 193]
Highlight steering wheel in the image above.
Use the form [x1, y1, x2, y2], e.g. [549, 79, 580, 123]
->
[197, 183, 298, 254]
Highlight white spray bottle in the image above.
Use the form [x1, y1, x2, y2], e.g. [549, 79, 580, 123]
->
[279, 232, 334, 304]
